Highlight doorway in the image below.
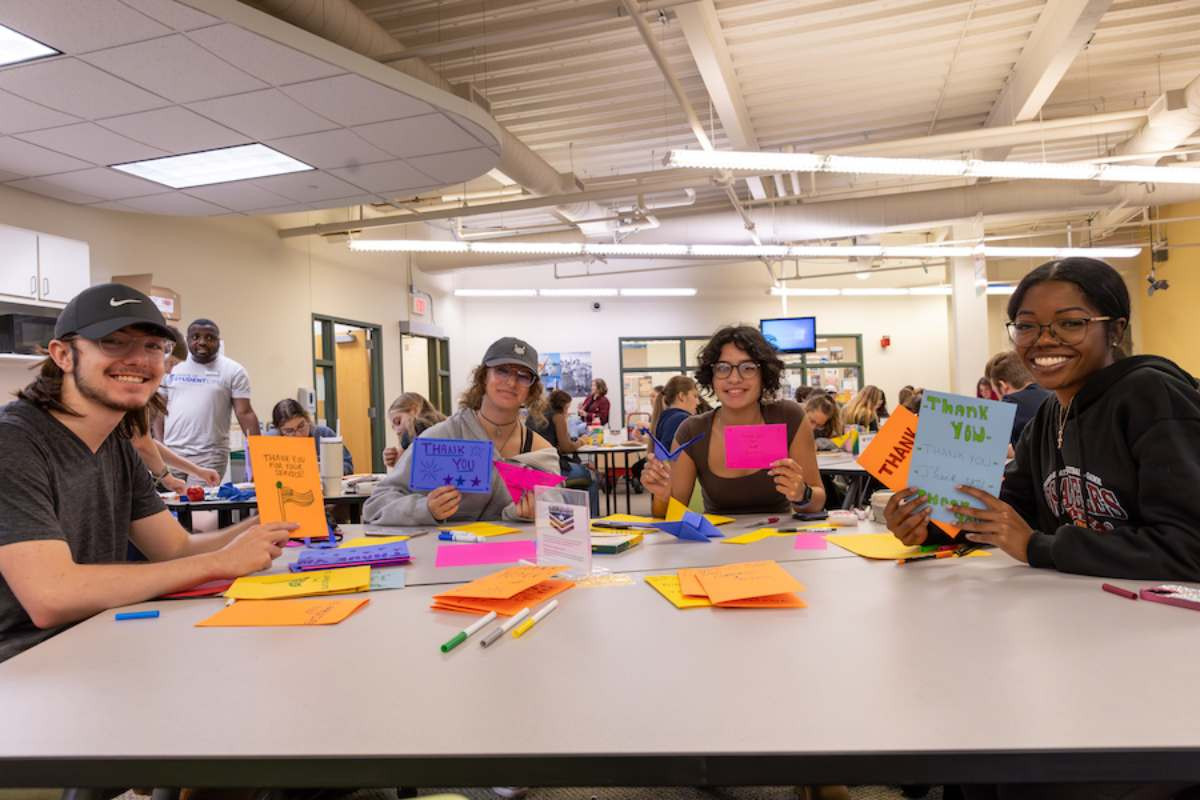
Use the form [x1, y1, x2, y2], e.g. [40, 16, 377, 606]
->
[313, 316, 385, 473]
[401, 332, 452, 414]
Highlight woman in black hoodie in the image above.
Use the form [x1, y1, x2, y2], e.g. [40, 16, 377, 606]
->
[886, 257, 1200, 582]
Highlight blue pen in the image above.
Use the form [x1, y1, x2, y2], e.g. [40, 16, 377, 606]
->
[115, 610, 159, 621]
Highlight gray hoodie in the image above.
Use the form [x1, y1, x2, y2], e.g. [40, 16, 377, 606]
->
[362, 407, 560, 526]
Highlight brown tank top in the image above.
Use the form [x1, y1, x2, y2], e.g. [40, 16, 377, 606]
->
[676, 400, 806, 515]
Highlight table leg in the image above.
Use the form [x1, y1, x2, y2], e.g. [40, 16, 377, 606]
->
[622, 451, 632, 515]
[349, 502, 362, 524]
[218, 509, 233, 528]
[176, 507, 193, 532]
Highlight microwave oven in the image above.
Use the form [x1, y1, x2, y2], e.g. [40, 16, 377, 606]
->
[0, 313, 57, 355]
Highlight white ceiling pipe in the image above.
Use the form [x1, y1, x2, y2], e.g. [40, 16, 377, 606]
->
[1113, 74, 1200, 166]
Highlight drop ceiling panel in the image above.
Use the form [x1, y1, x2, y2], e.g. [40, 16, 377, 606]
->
[328, 160, 438, 194]
[23, 167, 166, 201]
[187, 24, 344, 85]
[283, 74, 434, 126]
[188, 89, 338, 140]
[353, 114, 481, 158]
[83, 35, 268, 103]
[97, 191, 228, 215]
[250, 170, 365, 202]
[5, 177, 103, 205]
[266, 129, 392, 169]
[408, 149, 498, 184]
[0, 0, 171, 53]
[0, 91, 79, 134]
[0, 138, 92, 176]
[0, 59, 168, 118]
[97, 106, 250, 153]
[17, 123, 167, 165]
[118, 0, 219, 31]
[182, 181, 291, 212]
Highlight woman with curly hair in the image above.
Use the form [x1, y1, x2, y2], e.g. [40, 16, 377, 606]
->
[363, 337, 558, 526]
[642, 325, 825, 516]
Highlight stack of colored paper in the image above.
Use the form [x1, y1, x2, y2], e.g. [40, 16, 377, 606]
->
[645, 560, 806, 609]
[196, 598, 369, 627]
[431, 565, 573, 615]
[289, 540, 411, 572]
[443, 521, 521, 537]
[226, 566, 371, 600]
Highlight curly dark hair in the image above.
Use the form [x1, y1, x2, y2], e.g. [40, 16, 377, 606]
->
[694, 325, 785, 400]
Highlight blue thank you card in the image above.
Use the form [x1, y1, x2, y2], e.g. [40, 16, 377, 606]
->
[409, 438, 494, 493]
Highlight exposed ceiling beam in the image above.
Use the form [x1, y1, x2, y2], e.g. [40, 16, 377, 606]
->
[674, 0, 766, 199]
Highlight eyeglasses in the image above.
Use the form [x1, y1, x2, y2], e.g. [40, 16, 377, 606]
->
[712, 361, 760, 379]
[92, 333, 171, 358]
[491, 365, 536, 386]
[279, 420, 310, 436]
[1006, 316, 1113, 346]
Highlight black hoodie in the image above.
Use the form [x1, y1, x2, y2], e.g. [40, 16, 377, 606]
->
[998, 355, 1200, 580]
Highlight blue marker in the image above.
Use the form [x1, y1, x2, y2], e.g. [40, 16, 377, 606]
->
[439, 531, 483, 543]
[115, 610, 159, 621]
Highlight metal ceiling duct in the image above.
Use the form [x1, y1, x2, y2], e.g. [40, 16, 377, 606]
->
[1114, 74, 1200, 165]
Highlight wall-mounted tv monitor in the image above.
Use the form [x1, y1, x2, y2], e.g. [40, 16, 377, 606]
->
[760, 316, 816, 353]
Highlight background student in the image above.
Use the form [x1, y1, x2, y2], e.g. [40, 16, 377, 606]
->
[531, 389, 600, 515]
[842, 385, 885, 432]
[654, 375, 701, 448]
[383, 392, 446, 470]
[578, 377, 611, 426]
[364, 338, 558, 526]
[985, 350, 1052, 448]
[803, 393, 844, 451]
[270, 398, 354, 475]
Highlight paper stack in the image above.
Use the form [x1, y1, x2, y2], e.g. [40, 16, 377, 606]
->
[289, 540, 411, 572]
[645, 560, 806, 609]
[431, 565, 573, 616]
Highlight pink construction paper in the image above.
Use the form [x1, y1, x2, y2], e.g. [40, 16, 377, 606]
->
[724, 423, 789, 469]
[435, 539, 537, 568]
[494, 460, 565, 501]
[793, 533, 828, 550]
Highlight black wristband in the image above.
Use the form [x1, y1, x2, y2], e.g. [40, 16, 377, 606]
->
[791, 483, 814, 508]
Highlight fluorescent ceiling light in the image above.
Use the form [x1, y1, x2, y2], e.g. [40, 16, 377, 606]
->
[453, 289, 537, 297]
[841, 288, 911, 296]
[770, 288, 841, 296]
[539, 288, 619, 297]
[0, 24, 58, 67]
[667, 148, 1200, 186]
[986, 284, 1018, 295]
[111, 144, 313, 189]
[855, 271, 871, 280]
[909, 286, 953, 296]
[619, 288, 698, 296]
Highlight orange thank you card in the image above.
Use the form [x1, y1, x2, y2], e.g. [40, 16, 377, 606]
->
[692, 560, 804, 605]
[248, 434, 327, 540]
[196, 598, 369, 627]
[435, 565, 565, 600]
[716, 592, 807, 609]
[677, 568, 707, 597]
[432, 579, 574, 616]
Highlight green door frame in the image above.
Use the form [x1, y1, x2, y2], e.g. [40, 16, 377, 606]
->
[312, 314, 386, 473]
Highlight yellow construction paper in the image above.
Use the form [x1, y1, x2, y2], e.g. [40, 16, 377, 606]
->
[825, 533, 993, 561]
[444, 521, 521, 537]
[665, 498, 734, 527]
[593, 512, 733, 532]
[721, 529, 776, 545]
[248, 435, 327, 540]
[224, 566, 370, 600]
[645, 575, 711, 608]
[196, 598, 369, 627]
[340, 536, 409, 548]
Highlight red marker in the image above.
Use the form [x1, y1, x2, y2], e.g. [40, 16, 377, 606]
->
[1101, 583, 1138, 600]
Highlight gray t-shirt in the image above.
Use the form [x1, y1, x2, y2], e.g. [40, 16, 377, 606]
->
[161, 354, 252, 466]
[0, 400, 166, 664]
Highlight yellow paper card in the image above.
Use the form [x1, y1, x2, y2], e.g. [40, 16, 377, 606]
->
[225, 566, 370, 600]
[666, 497, 689, 522]
[340, 536, 409, 548]
[436, 565, 565, 600]
[692, 560, 805, 605]
[645, 575, 711, 608]
[825, 532, 992, 561]
[196, 598, 369, 627]
[704, 514, 735, 526]
[721, 529, 776, 545]
[444, 521, 521, 537]
[248, 435, 327, 539]
[592, 514, 659, 530]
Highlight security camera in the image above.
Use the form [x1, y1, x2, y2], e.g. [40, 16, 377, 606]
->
[591, 301, 602, 312]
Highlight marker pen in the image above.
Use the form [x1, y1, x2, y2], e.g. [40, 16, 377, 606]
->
[512, 599, 559, 638]
[440, 611, 497, 652]
[439, 531, 484, 543]
[480, 607, 531, 648]
[115, 610, 159, 621]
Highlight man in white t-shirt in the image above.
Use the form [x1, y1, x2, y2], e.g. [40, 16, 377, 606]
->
[159, 318, 261, 478]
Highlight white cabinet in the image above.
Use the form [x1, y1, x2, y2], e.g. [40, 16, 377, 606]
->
[0, 225, 39, 301]
[0, 225, 90, 306]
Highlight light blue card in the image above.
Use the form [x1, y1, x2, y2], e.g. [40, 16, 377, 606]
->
[370, 568, 407, 591]
[907, 391, 1016, 527]
[409, 438, 494, 493]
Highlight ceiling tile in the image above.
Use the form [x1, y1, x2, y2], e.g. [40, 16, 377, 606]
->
[83, 35, 267, 104]
[188, 89, 337, 140]
[0, 0, 171, 53]
[4, 176, 103, 205]
[118, 0, 219, 30]
[353, 115, 481, 158]
[267, 129, 391, 170]
[183, 182, 292, 212]
[0, 169, 18, 182]
[0, 137, 92, 176]
[283, 74, 433, 127]
[452, 116, 501, 152]
[98, 191, 228, 215]
[0, 90, 79, 135]
[0, 58, 168, 118]
[253, 194, 381, 215]
[17, 123, 167, 165]
[329, 160, 438, 194]
[187, 24, 343, 86]
[97, 106, 249, 153]
[250, 171, 363, 203]
[25, 167, 166, 200]
[407, 148, 498, 184]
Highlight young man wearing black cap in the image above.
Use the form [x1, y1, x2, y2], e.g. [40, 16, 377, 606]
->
[0, 283, 294, 665]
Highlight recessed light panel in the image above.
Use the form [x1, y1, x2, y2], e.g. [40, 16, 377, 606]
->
[111, 143, 314, 189]
[0, 24, 58, 68]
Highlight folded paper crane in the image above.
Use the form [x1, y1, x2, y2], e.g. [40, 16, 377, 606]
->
[494, 460, 566, 502]
[651, 497, 723, 541]
[650, 432, 705, 462]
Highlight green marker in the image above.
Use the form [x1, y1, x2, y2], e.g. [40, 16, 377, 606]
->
[440, 611, 497, 653]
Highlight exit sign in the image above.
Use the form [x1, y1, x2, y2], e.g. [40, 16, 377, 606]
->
[411, 293, 429, 316]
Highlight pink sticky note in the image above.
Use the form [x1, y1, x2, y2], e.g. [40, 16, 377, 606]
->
[794, 533, 828, 550]
[435, 540, 537, 568]
[494, 460, 566, 502]
[724, 423, 789, 469]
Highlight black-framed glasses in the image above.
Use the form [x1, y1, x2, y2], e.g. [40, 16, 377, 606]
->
[491, 364, 536, 386]
[712, 360, 760, 379]
[1006, 316, 1113, 346]
[93, 332, 171, 358]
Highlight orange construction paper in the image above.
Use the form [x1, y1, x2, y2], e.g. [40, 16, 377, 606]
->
[692, 560, 804, 605]
[677, 568, 707, 597]
[248, 435, 328, 540]
[716, 592, 807, 609]
[195, 598, 368, 627]
[431, 578, 574, 616]
[435, 565, 566, 600]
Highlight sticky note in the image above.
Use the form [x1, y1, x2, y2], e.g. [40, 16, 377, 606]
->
[793, 533, 828, 550]
[225, 566, 371, 600]
[248, 435, 327, 539]
[436, 565, 565, 600]
[409, 438, 494, 493]
[724, 423, 789, 469]
[444, 521, 521, 537]
[494, 461, 565, 502]
[435, 539, 537, 568]
[196, 598, 369, 627]
[825, 532, 992, 561]
[369, 568, 407, 591]
[692, 560, 804, 605]
[645, 575, 711, 608]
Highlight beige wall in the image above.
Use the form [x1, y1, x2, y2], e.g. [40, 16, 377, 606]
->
[1138, 201, 1200, 374]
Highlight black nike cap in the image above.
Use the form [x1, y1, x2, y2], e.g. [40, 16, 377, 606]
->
[54, 283, 173, 341]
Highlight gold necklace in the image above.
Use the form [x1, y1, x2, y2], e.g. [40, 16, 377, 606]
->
[1056, 398, 1073, 450]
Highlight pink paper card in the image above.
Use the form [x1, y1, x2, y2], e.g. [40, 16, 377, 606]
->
[435, 539, 537, 568]
[724, 423, 789, 469]
[494, 460, 566, 502]
[793, 533, 828, 550]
